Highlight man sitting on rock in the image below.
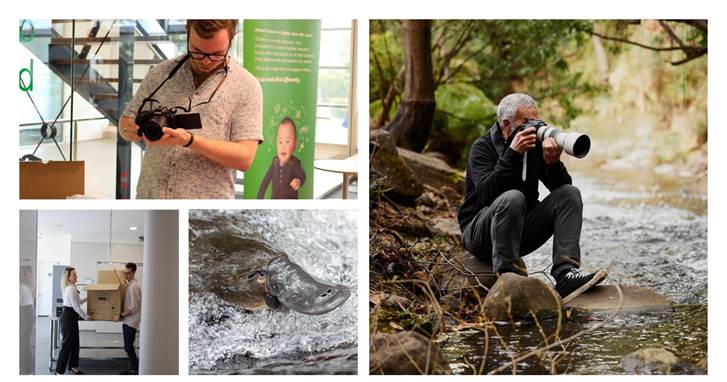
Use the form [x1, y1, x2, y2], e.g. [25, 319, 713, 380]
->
[457, 93, 605, 299]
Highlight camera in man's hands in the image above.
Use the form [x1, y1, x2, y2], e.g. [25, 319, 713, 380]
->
[135, 107, 202, 141]
[518, 119, 591, 158]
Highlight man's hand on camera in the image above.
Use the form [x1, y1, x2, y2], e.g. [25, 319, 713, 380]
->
[120, 120, 142, 142]
[510, 127, 537, 154]
[542, 137, 562, 164]
[144, 127, 192, 147]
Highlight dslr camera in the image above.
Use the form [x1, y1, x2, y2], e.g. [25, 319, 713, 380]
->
[135, 107, 202, 141]
[518, 119, 591, 158]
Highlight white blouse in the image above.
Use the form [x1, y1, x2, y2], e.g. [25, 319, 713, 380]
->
[62, 285, 89, 320]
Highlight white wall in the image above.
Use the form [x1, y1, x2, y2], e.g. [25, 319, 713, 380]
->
[70, 241, 143, 284]
[20, 211, 38, 375]
[36, 234, 70, 316]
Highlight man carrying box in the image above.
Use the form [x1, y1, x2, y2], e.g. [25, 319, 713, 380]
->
[114, 263, 142, 375]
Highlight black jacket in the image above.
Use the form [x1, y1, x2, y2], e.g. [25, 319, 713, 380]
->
[457, 122, 572, 231]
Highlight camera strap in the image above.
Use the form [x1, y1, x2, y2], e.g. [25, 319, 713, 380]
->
[136, 53, 191, 115]
[182, 62, 229, 112]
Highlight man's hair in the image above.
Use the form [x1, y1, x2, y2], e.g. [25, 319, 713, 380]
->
[279, 117, 297, 139]
[125, 262, 137, 273]
[186, 19, 238, 41]
[497, 93, 538, 126]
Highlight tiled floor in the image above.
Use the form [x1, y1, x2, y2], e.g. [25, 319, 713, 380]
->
[34, 316, 135, 375]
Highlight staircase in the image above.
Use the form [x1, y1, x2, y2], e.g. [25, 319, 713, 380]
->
[20, 19, 186, 125]
[19, 19, 188, 199]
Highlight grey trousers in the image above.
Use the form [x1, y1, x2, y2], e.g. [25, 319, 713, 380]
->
[462, 185, 583, 278]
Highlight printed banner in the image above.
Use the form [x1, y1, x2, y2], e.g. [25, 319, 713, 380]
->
[243, 20, 321, 199]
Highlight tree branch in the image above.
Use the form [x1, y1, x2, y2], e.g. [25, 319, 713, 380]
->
[667, 19, 707, 33]
[585, 29, 685, 52]
[582, 24, 707, 66]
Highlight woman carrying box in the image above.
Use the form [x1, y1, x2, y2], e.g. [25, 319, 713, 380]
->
[55, 267, 93, 375]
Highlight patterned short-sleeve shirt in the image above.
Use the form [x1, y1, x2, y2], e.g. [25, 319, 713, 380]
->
[123, 54, 263, 199]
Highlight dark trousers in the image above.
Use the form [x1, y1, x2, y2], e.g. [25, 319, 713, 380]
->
[55, 307, 80, 374]
[122, 324, 139, 371]
[462, 185, 583, 278]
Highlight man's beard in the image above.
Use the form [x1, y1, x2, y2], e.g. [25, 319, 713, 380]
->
[191, 59, 226, 86]
[192, 59, 225, 75]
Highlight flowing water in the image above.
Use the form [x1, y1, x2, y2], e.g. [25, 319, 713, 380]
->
[188, 210, 358, 374]
[441, 170, 708, 374]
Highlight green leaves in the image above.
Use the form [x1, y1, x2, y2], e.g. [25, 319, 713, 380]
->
[428, 83, 497, 167]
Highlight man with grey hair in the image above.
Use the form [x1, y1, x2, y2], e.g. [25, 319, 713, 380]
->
[457, 93, 605, 298]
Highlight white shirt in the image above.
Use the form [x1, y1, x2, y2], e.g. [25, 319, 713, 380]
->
[122, 279, 142, 329]
[62, 285, 89, 320]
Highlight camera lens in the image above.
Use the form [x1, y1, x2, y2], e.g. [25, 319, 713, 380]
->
[142, 116, 166, 141]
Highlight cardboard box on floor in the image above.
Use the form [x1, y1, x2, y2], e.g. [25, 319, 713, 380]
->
[86, 270, 126, 321]
[19, 161, 85, 199]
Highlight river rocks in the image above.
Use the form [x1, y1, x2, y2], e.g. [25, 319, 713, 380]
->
[370, 292, 413, 308]
[483, 273, 563, 321]
[370, 129, 423, 202]
[620, 348, 679, 374]
[565, 285, 674, 313]
[370, 331, 451, 375]
[432, 252, 530, 312]
[695, 357, 707, 372]
[432, 251, 496, 310]
[397, 147, 465, 193]
[429, 216, 461, 241]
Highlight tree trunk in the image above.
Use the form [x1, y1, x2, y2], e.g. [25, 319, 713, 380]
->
[384, 20, 435, 152]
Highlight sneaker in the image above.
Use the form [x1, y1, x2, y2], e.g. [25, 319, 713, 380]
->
[69, 368, 84, 375]
[555, 268, 607, 300]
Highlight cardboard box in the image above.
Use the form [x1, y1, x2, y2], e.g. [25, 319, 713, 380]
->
[86, 270, 126, 321]
[19, 161, 85, 199]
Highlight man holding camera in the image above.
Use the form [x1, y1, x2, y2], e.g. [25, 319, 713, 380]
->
[457, 93, 605, 299]
[119, 19, 262, 199]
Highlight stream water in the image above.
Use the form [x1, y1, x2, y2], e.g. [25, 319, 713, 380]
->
[188, 210, 358, 374]
[441, 170, 708, 374]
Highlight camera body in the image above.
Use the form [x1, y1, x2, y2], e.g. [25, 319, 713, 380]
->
[519, 119, 591, 158]
[135, 107, 202, 141]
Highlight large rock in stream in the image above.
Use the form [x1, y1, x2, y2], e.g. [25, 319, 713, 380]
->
[483, 273, 563, 321]
[620, 348, 680, 374]
[566, 285, 674, 313]
[369, 331, 451, 375]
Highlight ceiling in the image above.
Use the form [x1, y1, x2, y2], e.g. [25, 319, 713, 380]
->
[37, 210, 145, 244]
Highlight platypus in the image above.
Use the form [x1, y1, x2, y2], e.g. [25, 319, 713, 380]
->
[189, 215, 350, 315]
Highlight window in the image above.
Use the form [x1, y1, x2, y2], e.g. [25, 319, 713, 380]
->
[316, 20, 355, 154]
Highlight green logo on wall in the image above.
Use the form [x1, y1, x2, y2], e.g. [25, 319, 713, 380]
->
[19, 59, 33, 92]
[19, 19, 35, 42]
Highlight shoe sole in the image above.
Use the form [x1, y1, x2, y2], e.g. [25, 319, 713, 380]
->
[562, 270, 608, 305]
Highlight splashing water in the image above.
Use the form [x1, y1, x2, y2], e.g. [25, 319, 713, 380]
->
[188, 210, 358, 373]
